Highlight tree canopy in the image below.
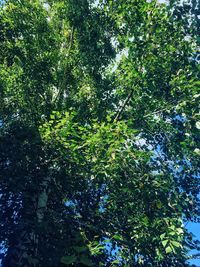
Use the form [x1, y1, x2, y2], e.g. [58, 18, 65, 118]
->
[0, 0, 199, 266]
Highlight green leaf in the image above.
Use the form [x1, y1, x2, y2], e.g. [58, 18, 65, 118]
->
[171, 241, 181, 248]
[161, 239, 168, 247]
[165, 246, 173, 254]
[112, 234, 123, 241]
[79, 255, 93, 266]
[111, 259, 120, 264]
[73, 246, 88, 253]
[176, 228, 184, 234]
[160, 233, 166, 240]
[194, 148, 200, 156]
[60, 255, 77, 265]
[169, 230, 177, 236]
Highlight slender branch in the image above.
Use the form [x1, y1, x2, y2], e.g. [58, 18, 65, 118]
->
[143, 100, 177, 118]
[114, 89, 134, 122]
[67, 26, 74, 56]
[36, 177, 51, 223]
[187, 253, 200, 259]
[54, 26, 74, 106]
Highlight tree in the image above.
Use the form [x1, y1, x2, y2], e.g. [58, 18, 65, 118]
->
[0, 0, 199, 266]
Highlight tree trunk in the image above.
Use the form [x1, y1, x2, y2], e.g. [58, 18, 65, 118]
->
[2, 178, 51, 267]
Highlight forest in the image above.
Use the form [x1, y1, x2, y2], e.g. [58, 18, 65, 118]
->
[0, 0, 200, 266]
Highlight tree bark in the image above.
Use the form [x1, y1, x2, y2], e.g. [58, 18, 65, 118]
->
[2, 178, 51, 267]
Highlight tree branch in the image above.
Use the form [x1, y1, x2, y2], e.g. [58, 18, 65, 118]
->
[54, 26, 74, 106]
[114, 90, 134, 122]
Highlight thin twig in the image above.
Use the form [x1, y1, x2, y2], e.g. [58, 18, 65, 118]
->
[114, 90, 134, 122]
[54, 26, 74, 106]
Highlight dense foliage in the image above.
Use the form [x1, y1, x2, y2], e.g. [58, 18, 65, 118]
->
[0, 0, 199, 266]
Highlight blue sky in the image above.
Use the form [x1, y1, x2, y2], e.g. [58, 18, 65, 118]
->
[187, 223, 200, 266]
